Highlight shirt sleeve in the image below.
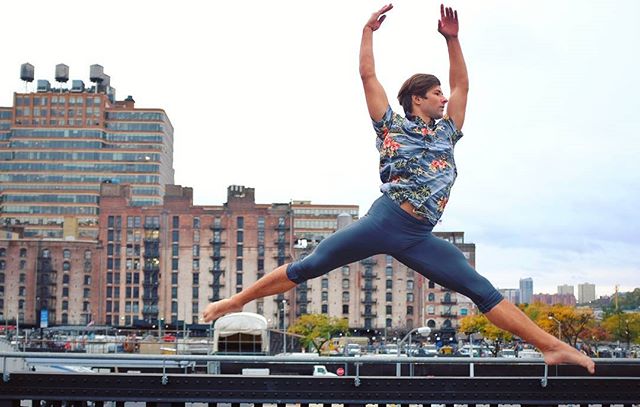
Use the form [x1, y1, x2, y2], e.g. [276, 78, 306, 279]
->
[443, 116, 464, 145]
[371, 106, 401, 139]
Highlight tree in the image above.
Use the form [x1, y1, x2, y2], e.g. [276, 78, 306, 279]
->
[602, 312, 640, 349]
[457, 314, 513, 356]
[287, 314, 349, 355]
[537, 304, 595, 347]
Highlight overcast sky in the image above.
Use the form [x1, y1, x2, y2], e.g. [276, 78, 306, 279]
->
[3, 0, 638, 297]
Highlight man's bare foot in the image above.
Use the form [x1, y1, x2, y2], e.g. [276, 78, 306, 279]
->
[542, 341, 595, 374]
[202, 298, 243, 323]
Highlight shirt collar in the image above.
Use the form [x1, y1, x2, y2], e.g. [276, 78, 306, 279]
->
[407, 114, 437, 130]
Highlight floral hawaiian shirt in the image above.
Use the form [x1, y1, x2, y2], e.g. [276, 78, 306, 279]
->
[373, 105, 463, 225]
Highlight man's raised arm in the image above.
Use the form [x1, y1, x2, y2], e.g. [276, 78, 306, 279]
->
[360, 4, 393, 122]
[439, 4, 469, 131]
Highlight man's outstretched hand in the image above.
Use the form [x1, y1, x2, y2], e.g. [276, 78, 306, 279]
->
[365, 4, 393, 31]
[438, 4, 459, 39]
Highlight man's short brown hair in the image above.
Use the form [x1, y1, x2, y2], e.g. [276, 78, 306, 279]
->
[397, 74, 441, 116]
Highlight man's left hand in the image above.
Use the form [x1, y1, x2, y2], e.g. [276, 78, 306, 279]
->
[438, 4, 459, 39]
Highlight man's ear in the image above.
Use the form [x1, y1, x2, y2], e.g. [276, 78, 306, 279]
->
[411, 94, 422, 107]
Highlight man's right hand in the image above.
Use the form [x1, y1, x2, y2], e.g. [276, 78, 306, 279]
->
[365, 4, 393, 31]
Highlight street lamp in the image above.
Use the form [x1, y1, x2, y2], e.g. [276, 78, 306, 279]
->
[396, 326, 431, 376]
[548, 315, 562, 341]
[281, 299, 287, 354]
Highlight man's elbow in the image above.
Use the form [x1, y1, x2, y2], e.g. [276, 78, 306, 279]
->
[360, 69, 376, 82]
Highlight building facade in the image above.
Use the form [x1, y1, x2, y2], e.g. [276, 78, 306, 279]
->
[557, 284, 574, 296]
[578, 283, 596, 304]
[1, 184, 479, 334]
[498, 288, 520, 304]
[532, 293, 576, 306]
[0, 64, 174, 240]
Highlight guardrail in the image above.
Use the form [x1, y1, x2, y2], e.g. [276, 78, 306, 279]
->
[1, 352, 639, 406]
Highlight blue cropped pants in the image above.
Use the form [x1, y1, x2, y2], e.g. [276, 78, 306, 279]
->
[286, 194, 503, 313]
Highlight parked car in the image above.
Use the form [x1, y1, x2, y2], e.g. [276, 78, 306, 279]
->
[313, 365, 337, 376]
[597, 346, 613, 358]
[345, 343, 362, 356]
[517, 349, 543, 359]
[497, 348, 517, 358]
[384, 344, 399, 354]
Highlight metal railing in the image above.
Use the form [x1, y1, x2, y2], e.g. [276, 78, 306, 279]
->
[0, 352, 639, 406]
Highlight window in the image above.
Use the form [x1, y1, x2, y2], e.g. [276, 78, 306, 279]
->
[342, 291, 349, 302]
[428, 281, 435, 289]
[20, 248, 27, 257]
[236, 259, 243, 271]
[192, 273, 199, 285]
[236, 231, 243, 243]
[193, 217, 200, 229]
[385, 292, 392, 302]
[342, 266, 350, 276]
[236, 244, 243, 257]
[342, 278, 349, 289]
[385, 266, 393, 277]
[428, 292, 435, 302]
[172, 230, 179, 242]
[407, 280, 414, 290]
[236, 273, 243, 286]
[0, 248, 4, 257]
[192, 259, 199, 271]
[386, 279, 392, 289]
[321, 278, 328, 289]
[192, 287, 199, 299]
[19, 260, 26, 270]
[386, 305, 392, 315]
[321, 304, 328, 313]
[407, 305, 414, 315]
[342, 304, 349, 314]
[321, 291, 328, 301]
[172, 216, 180, 229]
[386, 318, 392, 328]
[236, 216, 244, 229]
[172, 243, 179, 257]
[63, 261, 71, 271]
[407, 292, 414, 302]
[62, 274, 70, 284]
[63, 249, 71, 259]
[427, 305, 435, 315]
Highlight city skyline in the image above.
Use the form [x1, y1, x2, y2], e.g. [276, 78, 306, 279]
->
[2, 0, 638, 297]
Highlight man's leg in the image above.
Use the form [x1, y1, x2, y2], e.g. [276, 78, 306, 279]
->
[394, 234, 595, 373]
[203, 214, 387, 322]
[202, 263, 295, 322]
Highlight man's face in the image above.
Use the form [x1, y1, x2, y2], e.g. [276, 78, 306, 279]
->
[419, 86, 448, 120]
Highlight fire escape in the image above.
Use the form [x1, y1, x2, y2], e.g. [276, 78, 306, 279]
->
[209, 219, 225, 302]
[142, 221, 160, 324]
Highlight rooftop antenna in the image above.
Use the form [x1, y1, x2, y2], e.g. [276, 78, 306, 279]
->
[20, 63, 34, 93]
[55, 63, 69, 93]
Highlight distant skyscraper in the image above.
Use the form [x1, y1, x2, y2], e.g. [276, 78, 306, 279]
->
[519, 277, 533, 304]
[578, 283, 596, 304]
[557, 284, 574, 296]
